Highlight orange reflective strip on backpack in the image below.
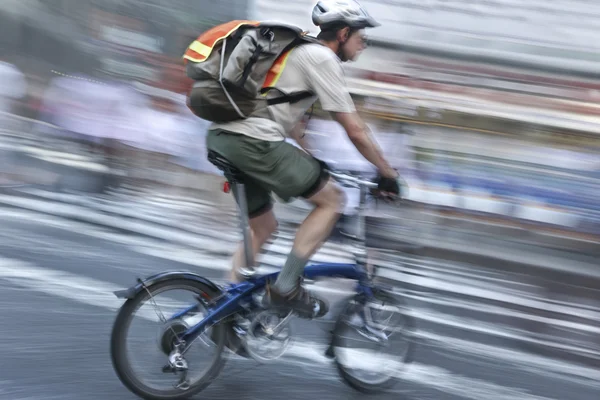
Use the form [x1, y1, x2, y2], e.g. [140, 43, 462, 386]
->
[261, 48, 294, 91]
[183, 20, 260, 63]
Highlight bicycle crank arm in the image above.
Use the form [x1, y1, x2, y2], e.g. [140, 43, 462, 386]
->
[269, 311, 295, 337]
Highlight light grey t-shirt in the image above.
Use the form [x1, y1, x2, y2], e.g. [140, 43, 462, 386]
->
[210, 43, 356, 141]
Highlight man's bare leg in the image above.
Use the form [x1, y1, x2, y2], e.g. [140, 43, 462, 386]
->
[229, 210, 278, 282]
[273, 181, 344, 294]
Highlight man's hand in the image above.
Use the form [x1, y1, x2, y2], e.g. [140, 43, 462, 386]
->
[376, 175, 399, 194]
[374, 173, 405, 200]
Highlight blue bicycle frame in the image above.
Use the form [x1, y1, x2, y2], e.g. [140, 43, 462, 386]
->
[168, 261, 374, 345]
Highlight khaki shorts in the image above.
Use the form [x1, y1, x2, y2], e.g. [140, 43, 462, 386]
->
[206, 129, 328, 218]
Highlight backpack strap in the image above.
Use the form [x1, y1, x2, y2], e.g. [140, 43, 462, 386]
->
[264, 90, 313, 106]
[260, 35, 321, 107]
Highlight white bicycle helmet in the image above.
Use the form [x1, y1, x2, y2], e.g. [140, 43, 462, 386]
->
[312, 0, 380, 29]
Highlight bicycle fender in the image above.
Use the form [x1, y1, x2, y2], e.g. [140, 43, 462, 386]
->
[113, 271, 222, 299]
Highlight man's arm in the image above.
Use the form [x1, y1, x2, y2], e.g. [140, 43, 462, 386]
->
[333, 112, 398, 178]
[302, 53, 397, 179]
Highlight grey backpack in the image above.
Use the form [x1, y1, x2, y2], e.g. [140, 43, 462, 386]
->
[184, 20, 319, 123]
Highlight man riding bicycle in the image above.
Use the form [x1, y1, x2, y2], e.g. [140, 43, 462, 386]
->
[206, 0, 402, 319]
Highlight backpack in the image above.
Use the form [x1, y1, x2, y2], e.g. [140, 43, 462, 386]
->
[183, 20, 319, 123]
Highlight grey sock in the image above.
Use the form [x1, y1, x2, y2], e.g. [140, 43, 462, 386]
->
[273, 250, 309, 294]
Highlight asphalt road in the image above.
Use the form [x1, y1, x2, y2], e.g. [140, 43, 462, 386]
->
[0, 206, 599, 400]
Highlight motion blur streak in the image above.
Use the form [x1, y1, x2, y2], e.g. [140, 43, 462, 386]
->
[0, 1, 599, 399]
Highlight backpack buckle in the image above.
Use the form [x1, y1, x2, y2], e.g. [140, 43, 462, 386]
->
[260, 28, 275, 42]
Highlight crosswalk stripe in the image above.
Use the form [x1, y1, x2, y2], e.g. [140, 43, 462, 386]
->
[416, 330, 600, 384]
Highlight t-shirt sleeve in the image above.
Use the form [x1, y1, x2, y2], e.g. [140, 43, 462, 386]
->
[305, 56, 356, 114]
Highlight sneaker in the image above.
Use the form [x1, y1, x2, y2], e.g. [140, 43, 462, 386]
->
[264, 278, 328, 319]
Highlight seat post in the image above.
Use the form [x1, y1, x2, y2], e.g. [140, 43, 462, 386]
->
[208, 149, 256, 274]
[231, 181, 254, 269]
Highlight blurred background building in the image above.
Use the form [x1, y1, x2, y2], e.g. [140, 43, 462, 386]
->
[1, 0, 600, 239]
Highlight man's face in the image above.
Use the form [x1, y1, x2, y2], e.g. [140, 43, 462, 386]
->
[340, 28, 368, 62]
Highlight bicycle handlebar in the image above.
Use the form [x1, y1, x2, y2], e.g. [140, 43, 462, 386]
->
[328, 170, 378, 190]
[328, 169, 405, 204]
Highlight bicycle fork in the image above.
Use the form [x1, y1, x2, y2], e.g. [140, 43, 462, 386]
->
[324, 297, 390, 359]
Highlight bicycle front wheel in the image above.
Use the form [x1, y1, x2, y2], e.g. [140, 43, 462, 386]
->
[331, 287, 416, 393]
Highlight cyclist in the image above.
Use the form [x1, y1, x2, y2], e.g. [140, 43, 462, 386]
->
[206, 0, 401, 319]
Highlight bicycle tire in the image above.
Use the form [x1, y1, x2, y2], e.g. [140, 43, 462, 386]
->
[110, 278, 227, 400]
[331, 288, 416, 393]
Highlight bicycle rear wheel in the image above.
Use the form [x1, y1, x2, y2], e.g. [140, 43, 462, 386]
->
[331, 287, 416, 393]
[110, 278, 227, 400]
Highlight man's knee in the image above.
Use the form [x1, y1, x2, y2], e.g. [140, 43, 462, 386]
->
[310, 181, 346, 213]
[331, 185, 346, 213]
